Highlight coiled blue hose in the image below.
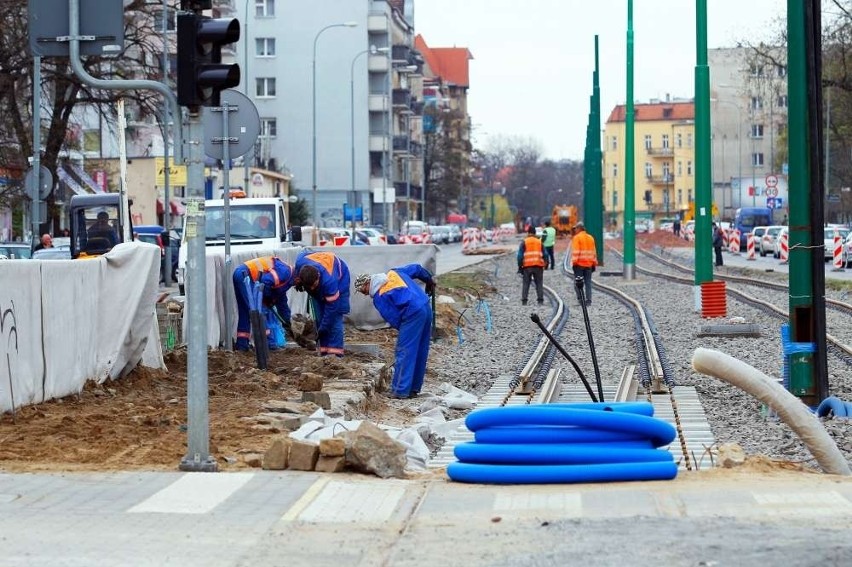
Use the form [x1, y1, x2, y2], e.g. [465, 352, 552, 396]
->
[816, 396, 852, 418]
[448, 402, 678, 484]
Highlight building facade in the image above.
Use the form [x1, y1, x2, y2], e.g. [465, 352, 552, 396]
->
[603, 99, 695, 229]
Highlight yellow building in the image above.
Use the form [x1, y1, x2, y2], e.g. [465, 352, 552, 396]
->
[603, 100, 695, 229]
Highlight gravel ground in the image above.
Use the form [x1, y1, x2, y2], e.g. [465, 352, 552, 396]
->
[425, 245, 852, 472]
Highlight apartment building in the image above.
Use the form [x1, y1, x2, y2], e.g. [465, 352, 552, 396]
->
[603, 98, 695, 229]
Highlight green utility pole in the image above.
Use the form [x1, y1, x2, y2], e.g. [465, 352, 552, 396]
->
[787, 0, 828, 405]
[623, 0, 636, 279]
[694, 0, 713, 304]
[588, 35, 604, 262]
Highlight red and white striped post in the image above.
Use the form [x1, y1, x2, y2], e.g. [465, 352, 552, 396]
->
[779, 231, 789, 264]
[729, 229, 741, 255]
[746, 233, 756, 260]
[833, 231, 845, 271]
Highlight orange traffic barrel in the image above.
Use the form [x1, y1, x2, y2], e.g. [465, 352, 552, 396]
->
[701, 281, 727, 318]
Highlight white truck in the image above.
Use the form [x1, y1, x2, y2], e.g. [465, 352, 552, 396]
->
[177, 196, 302, 294]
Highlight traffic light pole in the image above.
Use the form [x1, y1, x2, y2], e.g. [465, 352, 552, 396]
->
[180, 108, 217, 472]
[66, 0, 182, 164]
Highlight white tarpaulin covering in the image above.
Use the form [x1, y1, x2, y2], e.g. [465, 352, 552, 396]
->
[0, 242, 163, 414]
[188, 244, 439, 347]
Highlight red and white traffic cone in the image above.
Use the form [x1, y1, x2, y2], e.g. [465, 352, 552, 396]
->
[462, 229, 471, 253]
[746, 233, 756, 260]
[779, 231, 789, 264]
[729, 230, 741, 255]
[833, 232, 845, 271]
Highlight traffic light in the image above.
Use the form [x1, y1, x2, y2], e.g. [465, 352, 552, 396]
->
[176, 13, 240, 107]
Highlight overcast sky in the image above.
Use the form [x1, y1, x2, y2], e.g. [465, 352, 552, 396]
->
[415, 0, 787, 160]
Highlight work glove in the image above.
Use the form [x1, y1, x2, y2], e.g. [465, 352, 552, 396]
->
[425, 280, 436, 296]
[517, 267, 523, 275]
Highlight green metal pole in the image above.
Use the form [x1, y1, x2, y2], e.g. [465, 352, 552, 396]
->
[694, 0, 713, 307]
[623, 0, 636, 279]
[787, 0, 826, 405]
[591, 35, 604, 262]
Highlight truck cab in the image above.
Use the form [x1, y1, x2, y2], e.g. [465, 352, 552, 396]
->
[176, 196, 302, 294]
[69, 194, 131, 259]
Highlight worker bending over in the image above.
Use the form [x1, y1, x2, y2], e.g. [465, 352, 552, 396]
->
[295, 250, 351, 356]
[355, 264, 436, 399]
[232, 256, 294, 351]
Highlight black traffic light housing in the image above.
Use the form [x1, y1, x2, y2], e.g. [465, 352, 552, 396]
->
[180, 1, 212, 10]
[177, 13, 240, 107]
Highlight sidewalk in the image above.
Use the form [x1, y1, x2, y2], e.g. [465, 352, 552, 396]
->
[1, 467, 850, 566]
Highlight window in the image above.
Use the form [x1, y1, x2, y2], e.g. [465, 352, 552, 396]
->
[678, 188, 683, 205]
[83, 129, 101, 154]
[676, 133, 682, 148]
[611, 163, 618, 178]
[688, 189, 693, 203]
[644, 162, 653, 178]
[751, 96, 763, 110]
[662, 162, 671, 177]
[686, 133, 693, 148]
[261, 118, 277, 138]
[677, 161, 683, 176]
[778, 95, 788, 108]
[153, 9, 175, 32]
[256, 78, 276, 97]
[751, 124, 764, 138]
[687, 161, 693, 176]
[256, 0, 275, 17]
[752, 153, 765, 167]
[610, 136, 617, 150]
[256, 38, 275, 57]
[612, 191, 618, 207]
[777, 64, 787, 78]
[750, 63, 764, 77]
[662, 134, 670, 149]
[644, 134, 652, 150]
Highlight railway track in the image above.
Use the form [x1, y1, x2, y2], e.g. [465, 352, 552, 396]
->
[630, 247, 852, 365]
[429, 259, 714, 470]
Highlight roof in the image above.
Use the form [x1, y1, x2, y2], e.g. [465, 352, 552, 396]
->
[606, 101, 695, 123]
[415, 35, 473, 88]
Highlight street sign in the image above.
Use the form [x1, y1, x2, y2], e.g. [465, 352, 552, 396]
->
[765, 174, 778, 187]
[28, 0, 124, 57]
[202, 89, 260, 159]
[827, 194, 841, 203]
[343, 204, 363, 222]
[766, 197, 784, 209]
[765, 186, 779, 197]
[25, 166, 54, 199]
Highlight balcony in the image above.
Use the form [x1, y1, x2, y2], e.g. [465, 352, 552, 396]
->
[369, 94, 388, 112]
[646, 174, 674, 185]
[392, 45, 411, 64]
[367, 14, 388, 32]
[646, 146, 673, 157]
[368, 54, 389, 73]
[392, 88, 411, 108]
[369, 134, 389, 153]
[392, 135, 409, 153]
[409, 141, 422, 157]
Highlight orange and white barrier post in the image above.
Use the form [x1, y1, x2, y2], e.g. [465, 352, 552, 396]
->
[833, 231, 845, 271]
[779, 231, 789, 264]
[729, 229, 741, 255]
[746, 233, 756, 260]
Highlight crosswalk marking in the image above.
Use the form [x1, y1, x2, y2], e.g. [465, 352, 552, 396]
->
[127, 472, 254, 514]
[282, 479, 406, 523]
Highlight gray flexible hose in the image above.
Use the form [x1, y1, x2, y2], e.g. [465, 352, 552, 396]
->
[692, 348, 851, 476]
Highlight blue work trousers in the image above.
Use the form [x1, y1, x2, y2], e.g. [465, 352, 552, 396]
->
[391, 304, 432, 397]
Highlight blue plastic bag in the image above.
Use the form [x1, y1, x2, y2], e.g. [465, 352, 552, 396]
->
[263, 306, 286, 350]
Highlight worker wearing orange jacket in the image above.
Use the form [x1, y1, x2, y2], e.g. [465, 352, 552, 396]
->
[517, 225, 546, 305]
[570, 221, 598, 305]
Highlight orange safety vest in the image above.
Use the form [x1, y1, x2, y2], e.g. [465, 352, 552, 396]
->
[244, 257, 273, 281]
[571, 231, 597, 268]
[522, 236, 546, 268]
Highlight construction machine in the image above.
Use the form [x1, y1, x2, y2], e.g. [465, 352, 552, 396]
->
[69, 193, 132, 259]
[551, 204, 578, 237]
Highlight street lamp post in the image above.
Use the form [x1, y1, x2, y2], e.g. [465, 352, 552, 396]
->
[712, 98, 743, 210]
[350, 46, 387, 240]
[312, 21, 357, 235]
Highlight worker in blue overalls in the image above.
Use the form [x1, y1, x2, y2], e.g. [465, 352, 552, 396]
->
[354, 264, 436, 399]
[294, 250, 351, 356]
[232, 256, 294, 351]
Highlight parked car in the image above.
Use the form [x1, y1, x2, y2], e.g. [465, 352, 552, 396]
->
[447, 225, 462, 242]
[824, 226, 850, 262]
[357, 227, 388, 245]
[134, 225, 172, 283]
[759, 226, 784, 257]
[400, 221, 432, 244]
[0, 242, 33, 259]
[430, 225, 450, 245]
[844, 231, 852, 268]
[32, 245, 72, 260]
